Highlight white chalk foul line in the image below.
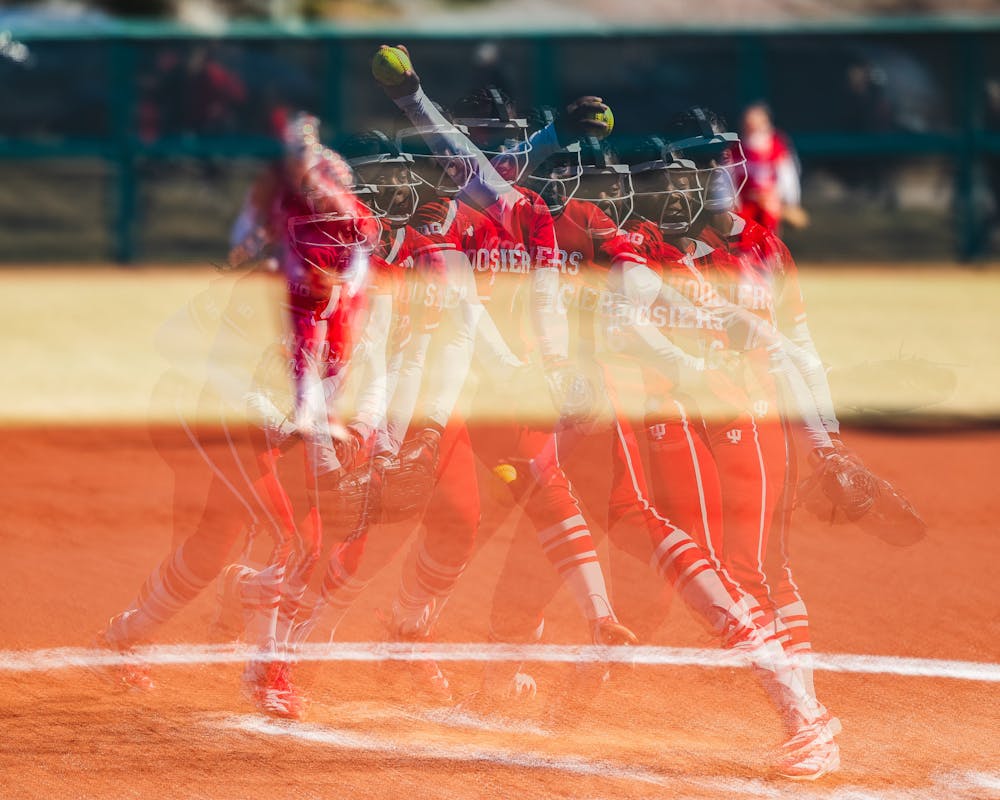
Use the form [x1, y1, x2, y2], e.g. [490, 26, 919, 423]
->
[406, 707, 552, 737]
[0, 642, 998, 682]
[211, 714, 668, 786]
[212, 716, 1000, 799]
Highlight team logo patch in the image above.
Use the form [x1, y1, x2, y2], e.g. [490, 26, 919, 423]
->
[648, 423, 667, 441]
[726, 428, 743, 445]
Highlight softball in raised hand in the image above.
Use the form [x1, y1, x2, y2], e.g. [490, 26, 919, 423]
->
[371, 45, 412, 87]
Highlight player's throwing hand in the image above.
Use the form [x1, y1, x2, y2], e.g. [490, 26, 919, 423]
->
[372, 44, 420, 98]
[558, 96, 613, 142]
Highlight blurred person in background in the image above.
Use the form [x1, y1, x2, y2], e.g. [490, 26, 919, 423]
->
[139, 44, 247, 142]
[985, 78, 1000, 250]
[840, 59, 897, 208]
[739, 102, 808, 235]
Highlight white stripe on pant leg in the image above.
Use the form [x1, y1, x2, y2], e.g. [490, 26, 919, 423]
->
[748, 416, 772, 596]
[776, 416, 803, 600]
[177, 404, 259, 524]
[612, 419, 672, 527]
[673, 402, 713, 554]
[671, 401, 738, 586]
[221, 417, 283, 538]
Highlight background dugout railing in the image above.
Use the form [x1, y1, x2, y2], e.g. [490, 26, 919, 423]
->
[2, 18, 999, 264]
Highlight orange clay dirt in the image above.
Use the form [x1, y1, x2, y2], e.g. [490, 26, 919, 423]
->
[0, 422, 998, 800]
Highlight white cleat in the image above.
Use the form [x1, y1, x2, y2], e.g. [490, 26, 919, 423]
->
[779, 712, 843, 759]
[774, 738, 841, 781]
[242, 661, 305, 720]
[91, 619, 155, 692]
[210, 563, 256, 641]
[376, 605, 454, 705]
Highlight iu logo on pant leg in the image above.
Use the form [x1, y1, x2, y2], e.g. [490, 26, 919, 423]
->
[726, 428, 743, 445]
[648, 423, 667, 441]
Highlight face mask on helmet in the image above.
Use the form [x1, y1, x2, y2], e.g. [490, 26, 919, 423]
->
[576, 164, 634, 231]
[286, 210, 378, 293]
[524, 146, 582, 213]
[453, 117, 533, 186]
[629, 158, 704, 235]
[349, 156, 420, 228]
[668, 132, 747, 214]
[396, 125, 477, 197]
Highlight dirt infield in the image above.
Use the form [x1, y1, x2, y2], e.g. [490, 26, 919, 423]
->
[0, 423, 997, 799]
[0, 264, 998, 797]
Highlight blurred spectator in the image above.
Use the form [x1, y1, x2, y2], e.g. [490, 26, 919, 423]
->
[844, 59, 893, 134]
[985, 79, 1000, 232]
[840, 59, 898, 207]
[138, 44, 247, 142]
[739, 102, 808, 235]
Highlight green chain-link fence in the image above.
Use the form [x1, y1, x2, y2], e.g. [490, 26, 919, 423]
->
[2, 18, 999, 263]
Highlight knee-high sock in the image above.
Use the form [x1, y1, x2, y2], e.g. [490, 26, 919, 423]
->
[275, 506, 323, 643]
[649, 528, 821, 733]
[107, 539, 221, 647]
[532, 512, 612, 621]
[772, 599, 815, 698]
[393, 538, 469, 635]
[290, 536, 371, 644]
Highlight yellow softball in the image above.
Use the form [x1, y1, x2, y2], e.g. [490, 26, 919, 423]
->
[492, 463, 518, 484]
[371, 45, 412, 87]
[592, 107, 614, 137]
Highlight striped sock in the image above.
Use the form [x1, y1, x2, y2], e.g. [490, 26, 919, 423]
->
[773, 600, 815, 698]
[320, 548, 370, 635]
[650, 527, 715, 595]
[393, 543, 468, 636]
[275, 510, 323, 643]
[241, 562, 286, 651]
[537, 514, 611, 621]
[288, 543, 371, 644]
[108, 542, 213, 646]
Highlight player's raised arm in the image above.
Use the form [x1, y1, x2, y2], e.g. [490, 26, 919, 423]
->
[372, 45, 527, 231]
